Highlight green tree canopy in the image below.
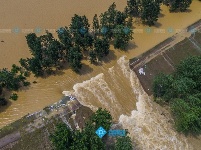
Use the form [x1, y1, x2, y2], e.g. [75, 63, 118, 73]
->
[67, 46, 83, 72]
[153, 56, 201, 134]
[49, 123, 73, 150]
[90, 108, 112, 131]
[114, 136, 133, 150]
[163, 0, 192, 12]
[126, 0, 141, 17]
[113, 25, 133, 50]
[140, 0, 161, 26]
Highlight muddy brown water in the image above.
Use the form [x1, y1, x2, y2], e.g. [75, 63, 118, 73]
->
[0, 0, 201, 149]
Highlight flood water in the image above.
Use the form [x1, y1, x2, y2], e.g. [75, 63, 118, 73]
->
[0, 0, 201, 149]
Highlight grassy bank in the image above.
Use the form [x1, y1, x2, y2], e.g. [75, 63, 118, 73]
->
[130, 27, 201, 95]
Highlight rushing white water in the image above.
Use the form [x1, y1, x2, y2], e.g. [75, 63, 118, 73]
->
[63, 56, 192, 150]
[63, 56, 138, 120]
[119, 80, 192, 150]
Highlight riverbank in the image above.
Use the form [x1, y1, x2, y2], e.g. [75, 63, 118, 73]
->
[0, 95, 93, 149]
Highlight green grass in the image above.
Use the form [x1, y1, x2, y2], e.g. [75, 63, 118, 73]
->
[11, 117, 62, 150]
[0, 115, 36, 139]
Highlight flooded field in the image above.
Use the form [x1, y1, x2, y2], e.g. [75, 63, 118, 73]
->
[0, 0, 201, 149]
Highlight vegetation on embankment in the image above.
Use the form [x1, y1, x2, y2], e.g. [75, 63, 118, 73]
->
[153, 56, 201, 135]
[50, 108, 133, 150]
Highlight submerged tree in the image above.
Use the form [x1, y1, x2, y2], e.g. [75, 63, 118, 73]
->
[163, 0, 192, 12]
[140, 0, 161, 26]
[93, 38, 110, 61]
[67, 46, 83, 72]
[57, 26, 73, 50]
[70, 14, 94, 51]
[126, 0, 141, 17]
[100, 3, 128, 40]
[92, 14, 100, 38]
[113, 25, 133, 50]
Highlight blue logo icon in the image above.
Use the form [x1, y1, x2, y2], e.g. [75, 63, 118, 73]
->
[123, 27, 130, 34]
[189, 28, 196, 34]
[101, 27, 108, 34]
[57, 27, 65, 34]
[79, 27, 87, 34]
[167, 27, 174, 33]
[35, 27, 42, 33]
[108, 130, 126, 136]
[145, 27, 152, 33]
[95, 126, 107, 138]
[12, 27, 20, 34]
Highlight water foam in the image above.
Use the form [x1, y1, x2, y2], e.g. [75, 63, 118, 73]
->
[63, 56, 192, 149]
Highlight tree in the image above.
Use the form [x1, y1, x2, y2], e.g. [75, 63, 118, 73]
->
[0, 67, 29, 106]
[70, 14, 93, 51]
[140, 0, 161, 26]
[57, 26, 73, 50]
[50, 123, 73, 150]
[126, 16, 133, 28]
[113, 25, 133, 50]
[89, 50, 97, 64]
[163, 0, 192, 12]
[114, 136, 133, 150]
[100, 3, 128, 40]
[93, 38, 110, 61]
[69, 131, 88, 150]
[26, 33, 42, 58]
[67, 46, 83, 72]
[152, 73, 173, 101]
[153, 56, 201, 134]
[0, 68, 26, 91]
[126, 0, 141, 17]
[70, 14, 90, 36]
[26, 57, 43, 76]
[170, 98, 201, 134]
[9, 93, 18, 101]
[93, 14, 100, 38]
[50, 108, 132, 149]
[90, 108, 112, 131]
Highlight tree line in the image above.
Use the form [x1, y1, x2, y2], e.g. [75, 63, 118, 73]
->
[19, 3, 133, 76]
[125, 0, 193, 26]
[49, 108, 133, 150]
[20, 0, 194, 76]
[153, 56, 201, 135]
[0, 0, 195, 107]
